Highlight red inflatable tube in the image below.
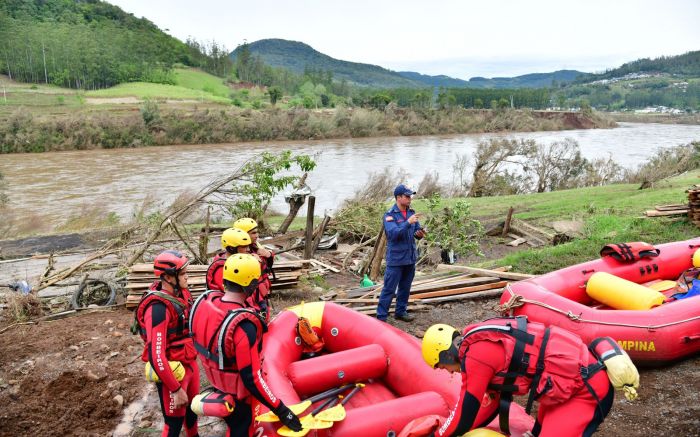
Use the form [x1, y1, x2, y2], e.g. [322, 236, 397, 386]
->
[287, 343, 388, 396]
[330, 391, 449, 435]
[500, 237, 700, 365]
[251, 302, 535, 437]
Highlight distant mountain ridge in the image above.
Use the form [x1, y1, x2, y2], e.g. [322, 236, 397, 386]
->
[399, 69, 583, 88]
[232, 39, 587, 89]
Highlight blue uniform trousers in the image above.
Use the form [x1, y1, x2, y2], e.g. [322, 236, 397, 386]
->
[376, 264, 416, 320]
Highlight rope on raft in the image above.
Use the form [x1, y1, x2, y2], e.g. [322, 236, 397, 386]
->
[495, 283, 700, 330]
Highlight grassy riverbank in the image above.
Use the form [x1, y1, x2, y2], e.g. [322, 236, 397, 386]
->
[0, 105, 614, 153]
[424, 170, 698, 273]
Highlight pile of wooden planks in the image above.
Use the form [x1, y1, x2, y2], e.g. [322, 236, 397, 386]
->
[125, 260, 309, 308]
[685, 186, 700, 226]
[645, 203, 689, 218]
[320, 265, 535, 316]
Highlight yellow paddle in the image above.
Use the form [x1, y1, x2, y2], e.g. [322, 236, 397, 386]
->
[277, 396, 337, 436]
[255, 384, 352, 423]
[314, 383, 364, 422]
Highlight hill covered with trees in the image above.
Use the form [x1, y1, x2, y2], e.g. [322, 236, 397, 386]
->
[0, 0, 230, 89]
[230, 39, 423, 88]
[576, 51, 700, 83]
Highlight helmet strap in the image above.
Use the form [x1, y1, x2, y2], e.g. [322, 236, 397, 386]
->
[161, 273, 182, 297]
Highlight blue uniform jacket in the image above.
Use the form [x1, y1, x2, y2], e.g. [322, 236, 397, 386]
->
[384, 204, 423, 267]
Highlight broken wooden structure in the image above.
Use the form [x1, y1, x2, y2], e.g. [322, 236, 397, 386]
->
[486, 211, 564, 247]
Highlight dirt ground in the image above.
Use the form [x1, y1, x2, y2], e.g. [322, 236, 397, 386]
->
[1, 254, 699, 436]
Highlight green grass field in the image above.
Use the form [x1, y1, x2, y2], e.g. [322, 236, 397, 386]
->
[86, 81, 230, 103]
[431, 171, 700, 273]
[173, 68, 232, 98]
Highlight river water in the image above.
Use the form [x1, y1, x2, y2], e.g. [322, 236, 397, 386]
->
[2, 122, 700, 228]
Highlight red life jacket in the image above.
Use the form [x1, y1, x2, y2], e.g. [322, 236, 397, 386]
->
[600, 242, 659, 262]
[206, 252, 228, 291]
[133, 282, 196, 363]
[459, 317, 593, 434]
[189, 290, 268, 398]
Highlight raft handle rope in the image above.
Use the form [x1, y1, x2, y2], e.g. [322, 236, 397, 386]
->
[495, 283, 700, 330]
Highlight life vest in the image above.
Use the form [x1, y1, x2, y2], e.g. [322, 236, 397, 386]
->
[244, 250, 274, 322]
[133, 282, 196, 363]
[459, 317, 594, 435]
[600, 242, 660, 262]
[205, 252, 228, 291]
[251, 244, 275, 281]
[189, 290, 268, 398]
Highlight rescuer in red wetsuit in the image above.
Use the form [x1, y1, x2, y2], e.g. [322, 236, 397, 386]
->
[421, 317, 639, 437]
[190, 253, 302, 436]
[206, 227, 253, 291]
[233, 217, 275, 322]
[133, 250, 200, 437]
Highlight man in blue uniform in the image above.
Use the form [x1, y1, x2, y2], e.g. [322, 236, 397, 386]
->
[376, 184, 426, 322]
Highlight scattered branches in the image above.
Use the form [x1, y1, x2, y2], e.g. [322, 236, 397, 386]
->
[468, 138, 535, 197]
[626, 141, 700, 189]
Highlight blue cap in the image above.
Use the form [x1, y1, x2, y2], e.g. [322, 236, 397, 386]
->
[394, 184, 416, 197]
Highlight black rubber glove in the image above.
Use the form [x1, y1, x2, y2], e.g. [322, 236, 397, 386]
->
[275, 403, 302, 431]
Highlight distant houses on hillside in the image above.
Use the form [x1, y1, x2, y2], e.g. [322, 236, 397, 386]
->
[634, 105, 686, 114]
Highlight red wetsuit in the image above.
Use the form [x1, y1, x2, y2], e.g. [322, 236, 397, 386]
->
[205, 252, 227, 291]
[191, 293, 284, 437]
[437, 321, 613, 437]
[246, 245, 275, 322]
[137, 283, 200, 437]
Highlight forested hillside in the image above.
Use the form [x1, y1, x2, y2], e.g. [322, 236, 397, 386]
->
[0, 0, 229, 89]
[577, 51, 700, 83]
[230, 39, 422, 88]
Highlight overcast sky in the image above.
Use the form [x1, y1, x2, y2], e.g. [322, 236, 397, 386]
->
[109, 0, 699, 79]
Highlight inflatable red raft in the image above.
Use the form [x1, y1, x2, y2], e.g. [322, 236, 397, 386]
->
[251, 302, 533, 436]
[499, 238, 700, 366]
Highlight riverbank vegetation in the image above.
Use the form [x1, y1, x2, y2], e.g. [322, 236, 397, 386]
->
[0, 104, 613, 153]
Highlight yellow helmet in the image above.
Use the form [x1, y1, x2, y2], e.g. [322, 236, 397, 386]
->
[422, 324, 459, 368]
[223, 253, 261, 287]
[233, 218, 258, 233]
[221, 228, 251, 251]
[693, 248, 700, 268]
[464, 429, 505, 437]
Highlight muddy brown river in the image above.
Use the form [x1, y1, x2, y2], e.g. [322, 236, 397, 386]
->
[2, 122, 700, 230]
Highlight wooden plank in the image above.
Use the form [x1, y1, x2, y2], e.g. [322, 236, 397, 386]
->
[410, 281, 508, 299]
[435, 264, 535, 280]
[654, 204, 689, 211]
[645, 209, 689, 217]
[309, 259, 340, 273]
[507, 237, 527, 247]
[511, 218, 555, 241]
[418, 288, 504, 303]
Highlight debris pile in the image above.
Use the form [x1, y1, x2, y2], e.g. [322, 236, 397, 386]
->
[320, 265, 534, 316]
[486, 207, 570, 247]
[125, 259, 309, 309]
